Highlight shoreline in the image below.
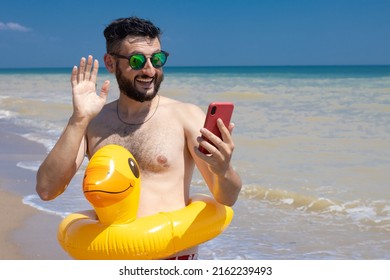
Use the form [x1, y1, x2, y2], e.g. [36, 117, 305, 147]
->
[0, 126, 70, 259]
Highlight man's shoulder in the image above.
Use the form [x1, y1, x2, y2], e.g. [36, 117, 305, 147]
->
[160, 96, 203, 115]
[159, 97, 205, 131]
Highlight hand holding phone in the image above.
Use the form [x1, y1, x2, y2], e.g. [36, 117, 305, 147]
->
[199, 102, 234, 154]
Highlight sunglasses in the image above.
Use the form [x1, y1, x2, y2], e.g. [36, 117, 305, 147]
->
[110, 51, 169, 70]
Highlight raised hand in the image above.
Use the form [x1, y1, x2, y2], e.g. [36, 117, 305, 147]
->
[70, 55, 110, 122]
[196, 118, 235, 176]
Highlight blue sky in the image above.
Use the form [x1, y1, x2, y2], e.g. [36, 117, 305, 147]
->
[0, 0, 389, 68]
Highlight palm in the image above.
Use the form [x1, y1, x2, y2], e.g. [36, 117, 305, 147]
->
[71, 56, 109, 121]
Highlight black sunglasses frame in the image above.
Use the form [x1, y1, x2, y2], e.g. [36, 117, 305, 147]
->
[110, 51, 169, 70]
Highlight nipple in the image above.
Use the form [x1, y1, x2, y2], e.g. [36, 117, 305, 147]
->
[157, 155, 168, 167]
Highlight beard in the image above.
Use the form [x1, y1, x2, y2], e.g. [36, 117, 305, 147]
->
[115, 66, 164, 103]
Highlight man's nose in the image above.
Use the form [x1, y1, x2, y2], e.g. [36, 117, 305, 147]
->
[141, 58, 156, 76]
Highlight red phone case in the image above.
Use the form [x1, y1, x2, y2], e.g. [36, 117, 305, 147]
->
[199, 102, 234, 154]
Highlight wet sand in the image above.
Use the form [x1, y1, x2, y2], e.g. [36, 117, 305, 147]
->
[0, 127, 70, 259]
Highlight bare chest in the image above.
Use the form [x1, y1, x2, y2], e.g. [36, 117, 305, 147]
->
[88, 120, 184, 174]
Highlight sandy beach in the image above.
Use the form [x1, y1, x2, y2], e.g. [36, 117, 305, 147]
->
[0, 126, 70, 259]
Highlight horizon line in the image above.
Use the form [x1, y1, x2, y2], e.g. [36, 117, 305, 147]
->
[1, 64, 390, 70]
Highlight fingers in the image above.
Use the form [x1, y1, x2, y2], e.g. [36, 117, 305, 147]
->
[228, 122, 235, 134]
[204, 119, 233, 150]
[217, 118, 233, 143]
[78, 57, 86, 82]
[71, 55, 99, 85]
[84, 56, 93, 81]
[99, 80, 110, 100]
[90, 58, 99, 83]
[197, 118, 235, 161]
[195, 134, 230, 175]
[199, 133, 224, 155]
[70, 65, 78, 87]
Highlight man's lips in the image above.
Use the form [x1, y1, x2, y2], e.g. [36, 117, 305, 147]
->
[136, 77, 154, 89]
[136, 77, 153, 83]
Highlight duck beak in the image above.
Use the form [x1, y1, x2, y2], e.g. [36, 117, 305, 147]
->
[83, 160, 134, 208]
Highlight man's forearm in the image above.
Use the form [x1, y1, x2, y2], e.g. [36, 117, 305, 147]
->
[213, 165, 242, 206]
[36, 117, 87, 200]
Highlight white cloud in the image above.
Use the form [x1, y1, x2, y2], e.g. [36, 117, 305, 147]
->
[0, 22, 31, 32]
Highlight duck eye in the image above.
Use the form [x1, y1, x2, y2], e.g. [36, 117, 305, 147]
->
[128, 158, 140, 178]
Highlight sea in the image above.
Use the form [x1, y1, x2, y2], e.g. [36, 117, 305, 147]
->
[0, 65, 389, 260]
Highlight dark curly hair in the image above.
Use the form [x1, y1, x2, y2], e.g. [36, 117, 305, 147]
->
[103, 16, 161, 53]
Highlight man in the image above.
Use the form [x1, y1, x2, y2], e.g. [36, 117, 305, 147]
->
[36, 16, 242, 260]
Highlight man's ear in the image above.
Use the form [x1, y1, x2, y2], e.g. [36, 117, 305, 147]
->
[104, 53, 115, 73]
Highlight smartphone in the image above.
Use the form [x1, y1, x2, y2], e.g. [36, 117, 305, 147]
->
[199, 102, 234, 154]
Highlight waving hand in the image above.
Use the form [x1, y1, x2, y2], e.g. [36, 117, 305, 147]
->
[70, 55, 110, 122]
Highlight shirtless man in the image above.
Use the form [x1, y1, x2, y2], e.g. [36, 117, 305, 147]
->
[36, 16, 242, 260]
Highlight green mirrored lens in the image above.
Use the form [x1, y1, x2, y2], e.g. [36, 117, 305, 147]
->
[129, 55, 146, 69]
[151, 52, 167, 68]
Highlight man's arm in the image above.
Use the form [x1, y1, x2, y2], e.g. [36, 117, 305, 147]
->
[185, 105, 242, 206]
[36, 56, 110, 200]
[36, 117, 88, 200]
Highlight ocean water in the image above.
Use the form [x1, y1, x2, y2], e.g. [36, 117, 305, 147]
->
[1, 65, 390, 259]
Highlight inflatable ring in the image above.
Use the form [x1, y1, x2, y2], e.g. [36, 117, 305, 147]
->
[57, 144, 234, 260]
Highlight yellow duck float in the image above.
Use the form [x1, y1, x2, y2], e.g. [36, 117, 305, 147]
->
[57, 144, 234, 260]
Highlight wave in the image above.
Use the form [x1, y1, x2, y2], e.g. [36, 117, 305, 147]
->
[16, 161, 41, 172]
[0, 109, 17, 119]
[241, 184, 337, 211]
[21, 133, 56, 153]
[23, 194, 70, 218]
[240, 184, 390, 231]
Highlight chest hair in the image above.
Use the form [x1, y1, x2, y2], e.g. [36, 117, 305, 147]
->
[91, 121, 179, 173]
